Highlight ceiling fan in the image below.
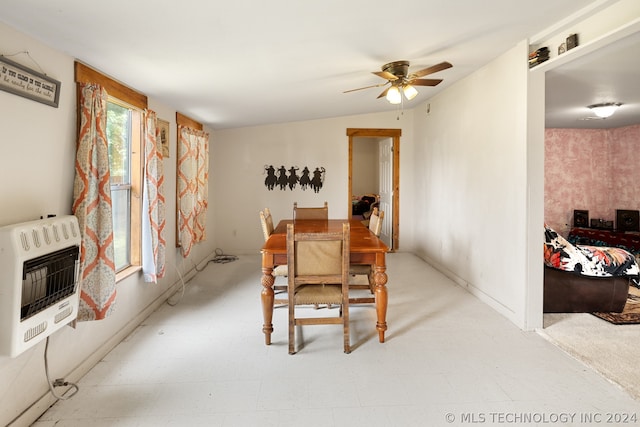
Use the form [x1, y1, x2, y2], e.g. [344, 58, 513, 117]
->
[344, 60, 452, 104]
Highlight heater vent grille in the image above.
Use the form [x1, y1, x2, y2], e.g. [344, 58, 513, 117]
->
[20, 232, 30, 251]
[24, 321, 47, 342]
[17, 219, 79, 254]
[21, 246, 79, 320]
[55, 306, 73, 324]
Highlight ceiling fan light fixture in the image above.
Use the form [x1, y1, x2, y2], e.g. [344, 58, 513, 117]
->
[588, 102, 622, 118]
[345, 60, 452, 106]
[403, 84, 418, 100]
[386, 86, 402, 104]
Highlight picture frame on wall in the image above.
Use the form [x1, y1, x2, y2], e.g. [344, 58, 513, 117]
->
[0, 55, 61, 107]
[157, 118, 170, 158]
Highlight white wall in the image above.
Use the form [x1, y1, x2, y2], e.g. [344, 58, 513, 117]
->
[0, 22, 218, 427]
[411, 41, 531, 328]
[352, 137, 379, 196]
[210, 113, 416, 255]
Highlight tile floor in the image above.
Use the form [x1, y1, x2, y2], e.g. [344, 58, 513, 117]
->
[33, 253, 640, 427]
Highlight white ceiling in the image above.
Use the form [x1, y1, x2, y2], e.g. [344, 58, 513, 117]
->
[545, 30, 640, 129]
[1, 0, 634, 130]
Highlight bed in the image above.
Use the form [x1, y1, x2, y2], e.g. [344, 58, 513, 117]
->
[351, 194, 379, 218]
[543, 225, 640, 313]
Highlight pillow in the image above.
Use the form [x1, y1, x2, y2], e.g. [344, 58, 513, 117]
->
[544, 225, 639, 277]
[544, 226, 589, 273]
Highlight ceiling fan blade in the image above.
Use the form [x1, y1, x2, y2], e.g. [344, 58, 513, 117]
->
[343, 81, 389, 93]
[409, 78, 443, 87]
[376, 87, 390, 99]
[372, 71, 399, 81]
[410, 61, 452, 78]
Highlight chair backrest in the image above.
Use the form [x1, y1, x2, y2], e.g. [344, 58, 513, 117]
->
[287, 222, 350, 289]
[368, 207, 384, 237]
[260, 208, 274, 241]
[293, 201, 329, 220]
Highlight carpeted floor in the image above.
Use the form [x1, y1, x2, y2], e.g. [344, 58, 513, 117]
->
[593, 286, 640, 324]
[540, 297, 640, 401]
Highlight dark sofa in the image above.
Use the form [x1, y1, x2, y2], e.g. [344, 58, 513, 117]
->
[543, 225, 639, 313]
[543, 266, 630, 312]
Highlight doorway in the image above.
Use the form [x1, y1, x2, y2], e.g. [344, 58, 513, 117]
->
[347, 128, 401, 250]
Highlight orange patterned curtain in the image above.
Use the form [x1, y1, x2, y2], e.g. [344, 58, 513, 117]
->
[177, 125, 209, 257]
[72, 83, 117, 321]
[142, 110, 166, 282]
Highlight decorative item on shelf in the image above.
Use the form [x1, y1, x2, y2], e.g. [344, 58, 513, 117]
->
[566, 34, 579, 50]
[590, 218, 614, 231]
[263, 165, 325, 192]
[558, 43, 566, 55]
[528, 47, 549, 68]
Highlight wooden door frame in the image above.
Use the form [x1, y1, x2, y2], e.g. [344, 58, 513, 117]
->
[347, 128, 401, 251]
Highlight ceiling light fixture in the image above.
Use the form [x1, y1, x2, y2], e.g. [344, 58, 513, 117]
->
[386, 83, 418, 104]
[403, 84, 418, 101]
[386, 85, 402, 104]
[588, 102, 622, 118]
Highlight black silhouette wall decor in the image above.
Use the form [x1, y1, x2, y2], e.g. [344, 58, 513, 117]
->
[264, 165, 276, 190]
[264, 165, 325, 192]
[310, 167, 325, 193]
[276, 165, 288, 190]
[299, 167, 311, 190]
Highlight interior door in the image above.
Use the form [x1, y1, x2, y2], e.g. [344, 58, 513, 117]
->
[347, 128, 400, 251]
[378, 138, 392, 247]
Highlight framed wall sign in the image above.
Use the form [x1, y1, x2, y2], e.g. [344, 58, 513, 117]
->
[0, 55, 61, 107]
[157, 118, 170, 158]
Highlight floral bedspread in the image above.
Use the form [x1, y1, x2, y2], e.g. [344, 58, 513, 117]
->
[544, 226, 640, 278]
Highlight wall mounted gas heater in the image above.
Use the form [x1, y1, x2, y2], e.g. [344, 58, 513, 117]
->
[0, 215, 81, 357]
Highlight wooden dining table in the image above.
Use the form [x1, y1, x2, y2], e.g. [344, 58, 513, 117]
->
[260, 219, 389, 345]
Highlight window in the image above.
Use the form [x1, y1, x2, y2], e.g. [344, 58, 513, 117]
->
[74, 61, 148, 279]
[106, 100, 142, 273]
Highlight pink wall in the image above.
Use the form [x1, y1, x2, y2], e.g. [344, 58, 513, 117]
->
[544, 125, 640, 235]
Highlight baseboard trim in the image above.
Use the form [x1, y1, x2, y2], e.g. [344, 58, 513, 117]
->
[415, 251, 520, 328]
[9, 252, 215, 427]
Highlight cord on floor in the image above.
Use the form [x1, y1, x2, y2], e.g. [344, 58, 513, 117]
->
[166, 260, 187, 306]
[44, 336, 79, 400]
[167, 249, 238, 306]
[195, 248, 238, 272]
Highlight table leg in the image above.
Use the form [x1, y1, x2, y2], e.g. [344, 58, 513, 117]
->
[373, 254, 388, 343]
[261, 266, 275, 345]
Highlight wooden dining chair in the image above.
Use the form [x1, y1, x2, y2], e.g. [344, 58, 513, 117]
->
[349, 208, 384, 304]
[260, 208, 288, 304]
[259, 207, 274, 240]
[293, 201, 329, 220]
[287, 222, 351, 354]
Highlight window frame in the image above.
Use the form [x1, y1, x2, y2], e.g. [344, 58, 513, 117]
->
[74, 62, 148, 281]
[107, 97, 143, 277]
